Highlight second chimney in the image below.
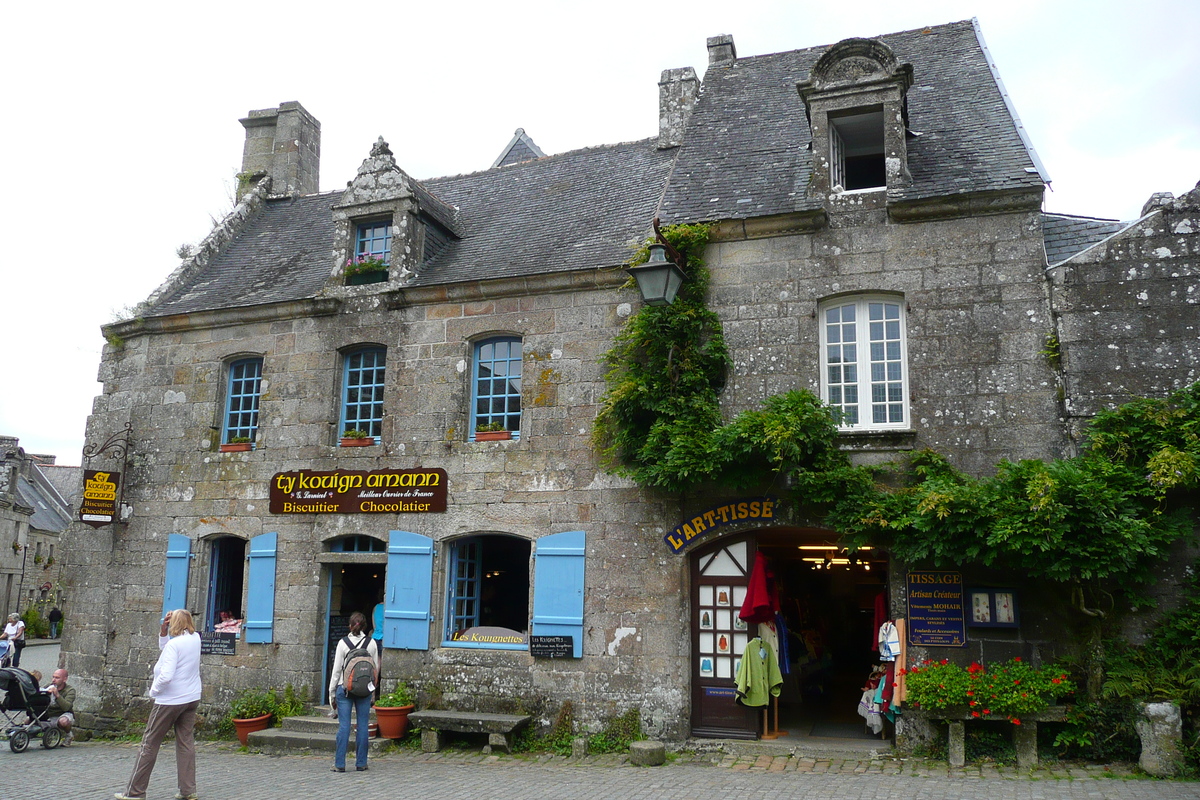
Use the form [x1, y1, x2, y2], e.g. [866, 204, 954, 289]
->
[658, 67, 700, 149]
[238, 101, 321, 199]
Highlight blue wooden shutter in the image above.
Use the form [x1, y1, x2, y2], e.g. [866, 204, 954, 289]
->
[532, 530, 586, 658]
[244, 531, 278, 644]
[162, 533, 192, 617]
[386, 530, 433, 650]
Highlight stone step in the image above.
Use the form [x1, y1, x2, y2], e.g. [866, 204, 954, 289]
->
[281, 711, 375, 735]
[247, 725, 389, 757]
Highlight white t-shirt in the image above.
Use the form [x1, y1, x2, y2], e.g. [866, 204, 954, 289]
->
[149, 632, 202, 705]
[4, 621, 25, 642]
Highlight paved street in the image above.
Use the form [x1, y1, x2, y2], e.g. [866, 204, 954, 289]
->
[2, 739, 1197, 800]
[5, 644, 1197, 800]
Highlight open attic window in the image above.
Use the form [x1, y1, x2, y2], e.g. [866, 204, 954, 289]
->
[830, 107, 885, 191]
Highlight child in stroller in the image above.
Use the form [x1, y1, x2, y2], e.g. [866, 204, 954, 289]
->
[0, 667, 64, 752]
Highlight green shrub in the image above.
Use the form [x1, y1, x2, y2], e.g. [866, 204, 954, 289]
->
[20, 606, 48, 638]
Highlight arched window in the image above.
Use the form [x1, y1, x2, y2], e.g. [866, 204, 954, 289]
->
[470, 337, 522, 439]
[819, 296, 908, 430]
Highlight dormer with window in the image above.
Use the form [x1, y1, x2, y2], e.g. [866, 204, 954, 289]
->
[798, 38, 913, 201]
[331, 137, 459, 289]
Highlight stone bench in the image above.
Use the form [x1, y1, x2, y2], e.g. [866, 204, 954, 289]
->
[923, 706, 1068, 769]
[408, 710, 532, 754]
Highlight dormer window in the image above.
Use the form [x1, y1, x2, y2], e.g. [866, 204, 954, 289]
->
[356, 221, 392, 265]
[830, 107, 885, 191]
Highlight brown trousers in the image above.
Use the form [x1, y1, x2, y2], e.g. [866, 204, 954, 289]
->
[124, 699, 200, 798]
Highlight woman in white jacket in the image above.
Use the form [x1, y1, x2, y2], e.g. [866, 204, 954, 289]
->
[115, 608, 203, 800]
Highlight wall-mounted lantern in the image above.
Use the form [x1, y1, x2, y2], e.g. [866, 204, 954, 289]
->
[626, 217, 687, 306]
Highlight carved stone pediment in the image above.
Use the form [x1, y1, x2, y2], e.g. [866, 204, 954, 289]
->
[802, 38, 911, 94]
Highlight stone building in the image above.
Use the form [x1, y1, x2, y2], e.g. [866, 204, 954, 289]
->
[0, 437, 73, 622]
[64, 19, 1198, 743]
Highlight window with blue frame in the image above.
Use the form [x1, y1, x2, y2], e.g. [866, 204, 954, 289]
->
[341, 348, 386, 439]
[357, 221, 392, 264]
[471, 337, 522, 438]
[328, 535, 385, 553]
[223, 358, 263, 444]
[445, 534, 531, 648]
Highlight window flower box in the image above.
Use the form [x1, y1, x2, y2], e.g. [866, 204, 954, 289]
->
[347, 270, 388, 286]
[220, 443, 253, 452]
[340, 437, 376, 447]
[475, 430, 512, 442]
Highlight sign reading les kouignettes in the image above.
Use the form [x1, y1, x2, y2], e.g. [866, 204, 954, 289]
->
[269, 467, 448, 514]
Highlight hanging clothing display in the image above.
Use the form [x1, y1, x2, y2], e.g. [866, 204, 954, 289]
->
[734, 637, 783, 707]
[857, 666, 886, 734]
[877, 620, 900, 661]
[870, 592, 887, 652]
[738, 555, 776, 624]
[893, 618, 908, 704]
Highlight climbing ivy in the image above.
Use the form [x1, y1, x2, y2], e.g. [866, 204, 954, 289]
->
[594, 225, 1200, 602]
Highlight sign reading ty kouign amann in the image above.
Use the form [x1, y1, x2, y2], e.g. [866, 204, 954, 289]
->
[269, 468, 448, 514]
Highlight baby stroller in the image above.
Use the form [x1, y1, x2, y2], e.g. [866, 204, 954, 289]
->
[0, 638, 13, 668]
[0, 667, 63, 752]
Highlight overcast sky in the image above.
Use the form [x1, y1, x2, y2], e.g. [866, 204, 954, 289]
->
[2, 0, 1197, 463]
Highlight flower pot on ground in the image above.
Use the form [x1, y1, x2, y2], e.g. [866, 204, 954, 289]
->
[373, 682, 415, 739]
[232, 713, 272, 746]
[229, 688, 276, 745]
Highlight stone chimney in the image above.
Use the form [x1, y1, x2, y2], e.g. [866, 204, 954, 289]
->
[658, 67, 700, 149]
[707, 34, 736, 67]
[238, 101, 321, 199]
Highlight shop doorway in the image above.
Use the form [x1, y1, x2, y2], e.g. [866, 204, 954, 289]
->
[324, 562, 386, 693]
[690, 530, 889, 741]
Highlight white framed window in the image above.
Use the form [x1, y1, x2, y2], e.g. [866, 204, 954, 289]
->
[819, 296, 908, 430]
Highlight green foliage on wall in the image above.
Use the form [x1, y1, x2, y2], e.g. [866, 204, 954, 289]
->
[594, 225, 1200, 602]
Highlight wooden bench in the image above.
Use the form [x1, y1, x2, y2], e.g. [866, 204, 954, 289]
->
[924, 706, 1068, 769]
[408, 710, 532, 754]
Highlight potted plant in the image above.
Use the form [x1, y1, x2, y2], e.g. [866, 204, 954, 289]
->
[229, 689, 276, 746]
[344, 254, 388, 285]
[373, 681, 415, 739]
[475, 421, 512, 442]
[340, 429, 375, 447]
[220, 435, 253, 453]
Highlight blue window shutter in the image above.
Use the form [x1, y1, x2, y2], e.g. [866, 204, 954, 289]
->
[532, 530, 586, 658]
[244, 532, 278, 644]
[162, 533, 192, 617]
[386, 530, 433, 650]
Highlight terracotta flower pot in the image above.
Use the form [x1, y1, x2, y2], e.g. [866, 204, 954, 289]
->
[373, 704, 414, 739]
[232, 713, 272, 746]
[220, 443, 252, 452]
[340, 437, 375, 447]
[475, 430, 512, 441]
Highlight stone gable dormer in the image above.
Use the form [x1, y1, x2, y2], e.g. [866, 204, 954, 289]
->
[331, 138, 427, 288]
[798, 38, 914, 200]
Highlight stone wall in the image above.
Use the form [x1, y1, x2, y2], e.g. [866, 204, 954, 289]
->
[1051, 181, 1200, 434]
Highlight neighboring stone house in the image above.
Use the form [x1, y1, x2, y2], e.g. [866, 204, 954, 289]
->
[64, 19, 1198, 743]
[0, 437, 74, 621]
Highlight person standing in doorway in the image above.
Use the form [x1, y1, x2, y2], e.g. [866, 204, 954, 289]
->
[328, 611, 380, 773]
[115, 609, 202, 800]
[48, 606, 63, 639]
[3, 613, 26, 667]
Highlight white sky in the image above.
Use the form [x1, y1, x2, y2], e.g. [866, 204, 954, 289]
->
[2, 0, 1197, 463]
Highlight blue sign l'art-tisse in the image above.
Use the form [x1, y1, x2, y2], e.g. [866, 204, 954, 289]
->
[906, 571, 967, 647]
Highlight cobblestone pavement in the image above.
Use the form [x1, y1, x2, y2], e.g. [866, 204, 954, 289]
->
[2, 739, 1198, 800]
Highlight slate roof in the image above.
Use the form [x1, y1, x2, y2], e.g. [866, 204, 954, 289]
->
[146, 139, 675, 316]
[659, 19, 1045, 223]
[1042, 213, 1128, 266]
[142, 19, 1045, 318]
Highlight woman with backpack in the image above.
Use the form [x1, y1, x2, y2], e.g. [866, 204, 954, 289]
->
[327, 611, 380, 772]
